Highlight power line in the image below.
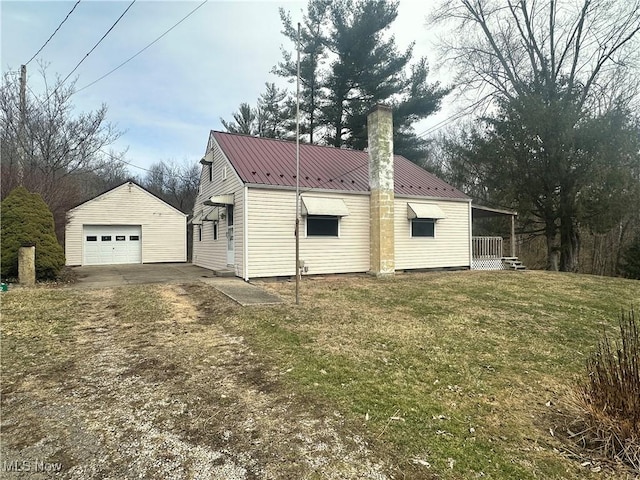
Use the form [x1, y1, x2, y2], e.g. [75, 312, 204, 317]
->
[25, 0, 82, 66]
[416, 95, 492, 139]
[17, 65, 191, 182]
[98, 149, 195, 182]
[76, 0, 208, 94]
[100, 149, 153, 173]
[49, 0, 137, 100]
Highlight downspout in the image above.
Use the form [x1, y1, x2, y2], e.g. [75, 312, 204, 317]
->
[243, 185, 249, 281]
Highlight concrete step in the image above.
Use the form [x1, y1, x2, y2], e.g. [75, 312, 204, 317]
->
[213, 269, 235, 277]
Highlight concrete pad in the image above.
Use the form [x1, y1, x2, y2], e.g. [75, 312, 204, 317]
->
[69, 264, 282, 306]
[70, 263, 214, 289]
[200, 277, 283, 306]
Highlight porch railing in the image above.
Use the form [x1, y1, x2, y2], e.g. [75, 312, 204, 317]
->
[472, 236, 503, 259]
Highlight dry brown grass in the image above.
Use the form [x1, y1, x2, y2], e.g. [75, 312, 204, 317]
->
[1, 284, 389, 479]
[565, 310, 640, 472]
[2, 271, 638, 479]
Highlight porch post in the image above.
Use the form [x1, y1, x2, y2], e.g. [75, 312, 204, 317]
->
[510, 215, 516, 258]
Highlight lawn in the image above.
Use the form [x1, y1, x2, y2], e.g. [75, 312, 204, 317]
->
[1, 270, 638, 479]
[201, 270, 639, 479]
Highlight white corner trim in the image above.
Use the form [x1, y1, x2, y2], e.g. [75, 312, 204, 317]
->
[243, 185, 249, 281]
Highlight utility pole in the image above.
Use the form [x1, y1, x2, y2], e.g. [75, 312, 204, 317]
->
[17, 64, 27, 185]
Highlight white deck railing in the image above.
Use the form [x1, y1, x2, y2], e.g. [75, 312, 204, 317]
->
[472, 236, 503, 259]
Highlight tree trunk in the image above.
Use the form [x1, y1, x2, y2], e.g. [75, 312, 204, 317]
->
[545, 222, 560, 271]
[333, 112, 342, 147]
[559, 216, 580, 272]
[558, 185, 580, 272]
[614, 219, 631, 276]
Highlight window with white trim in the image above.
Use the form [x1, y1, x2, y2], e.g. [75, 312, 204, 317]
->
[411, 218, 435, 237]
[307, 216, 339, 237]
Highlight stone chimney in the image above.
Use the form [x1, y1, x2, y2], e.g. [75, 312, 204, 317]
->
[368, 104, 395, 277]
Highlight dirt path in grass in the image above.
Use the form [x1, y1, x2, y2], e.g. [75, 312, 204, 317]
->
[1, 285, 388, 479]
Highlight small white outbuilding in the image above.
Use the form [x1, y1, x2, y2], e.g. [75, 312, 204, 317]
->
[65, 181, 187, 266]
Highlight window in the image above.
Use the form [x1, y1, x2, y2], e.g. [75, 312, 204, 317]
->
[115, 235, 126, 241]
[101, 235, 112, 241]
[222, 166, 227, 180]
[86, 236, 97, 242]
[213, 222, 218, 240]
[129, 235, 140, 241]
[307, 216, 339, 237]
[411, 219, 435, 238]
[198, 225, 202, 242]
[208, 163, 213, 182]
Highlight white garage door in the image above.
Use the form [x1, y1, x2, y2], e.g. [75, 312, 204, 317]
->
[83, 225, 142, 265]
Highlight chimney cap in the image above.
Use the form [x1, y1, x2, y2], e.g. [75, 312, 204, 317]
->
[368, 103, 392, 115]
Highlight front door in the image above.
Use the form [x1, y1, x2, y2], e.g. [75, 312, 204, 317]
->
[226, 205, 234, 266]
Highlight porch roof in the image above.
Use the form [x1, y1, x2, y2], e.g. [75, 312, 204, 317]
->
[472, 205, 517, 219]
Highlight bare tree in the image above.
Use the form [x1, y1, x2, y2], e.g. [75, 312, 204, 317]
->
[432, 0, 640, 110]
[1, 66, 124, 239]
[140, 160, 199, 214]
[430, 0, 640, 271]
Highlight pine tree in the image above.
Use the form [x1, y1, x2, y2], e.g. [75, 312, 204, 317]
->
[257, 83, 292, 139]
[220, 103, 258, 135]
[276, 0, 447, 161]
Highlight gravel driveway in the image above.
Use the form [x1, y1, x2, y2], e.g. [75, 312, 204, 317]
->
[1, 283, 388, 479]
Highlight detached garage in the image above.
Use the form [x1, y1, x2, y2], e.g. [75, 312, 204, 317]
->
[65, 181, 187, 266]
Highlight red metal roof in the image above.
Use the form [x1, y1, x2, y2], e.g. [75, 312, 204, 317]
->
[212, 131, 468, 200]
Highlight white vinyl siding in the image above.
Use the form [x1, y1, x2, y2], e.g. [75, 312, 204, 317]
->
[65, 183, 187, 266]
[191, 137, 245, 276]
[247, 188, 369, 278]
[394, 198, 471, 270]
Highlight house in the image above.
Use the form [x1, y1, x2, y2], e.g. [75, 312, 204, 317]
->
[192, 104, 474, 280]
[65, 181, 187, 266]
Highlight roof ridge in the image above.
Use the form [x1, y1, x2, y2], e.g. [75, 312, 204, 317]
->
[211, 130, 408, 158]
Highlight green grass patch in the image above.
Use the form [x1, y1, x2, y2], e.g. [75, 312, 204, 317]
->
[224, 271, 640, 479]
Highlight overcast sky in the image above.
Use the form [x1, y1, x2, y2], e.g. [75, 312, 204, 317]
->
[1, 0, 453, 174]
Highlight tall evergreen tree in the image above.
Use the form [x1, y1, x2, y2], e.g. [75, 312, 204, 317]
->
[322, 0, 411, 148]
[275, 0, 447, 161]
[274, 1, 330, 143]
[222, 0, 447, 162]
